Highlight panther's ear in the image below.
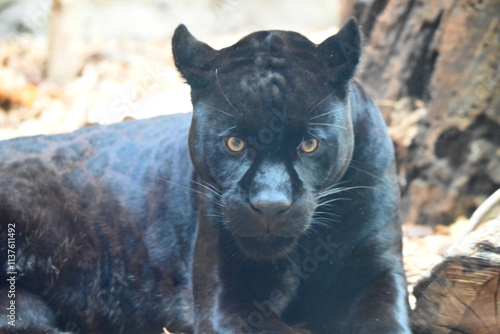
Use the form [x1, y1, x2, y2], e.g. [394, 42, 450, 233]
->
[318, 18, 361, 83]
[172, 24, 217, 88]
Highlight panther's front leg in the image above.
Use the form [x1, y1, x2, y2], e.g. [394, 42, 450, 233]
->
[192, 216, 307, 334]
[349, 270, 410, 334]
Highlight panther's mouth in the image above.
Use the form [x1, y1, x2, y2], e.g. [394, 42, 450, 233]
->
[234, 235, 297, 260]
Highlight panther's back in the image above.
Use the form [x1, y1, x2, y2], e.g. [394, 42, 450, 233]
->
[0, 113, 196, 333]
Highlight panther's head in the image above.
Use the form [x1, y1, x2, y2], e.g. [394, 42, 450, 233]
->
[172, 19, 361, 260]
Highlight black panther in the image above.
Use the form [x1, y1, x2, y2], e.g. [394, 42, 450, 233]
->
[0, 19, 410, 333]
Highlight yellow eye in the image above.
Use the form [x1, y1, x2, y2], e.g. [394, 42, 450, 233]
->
[300, 138, 318, 153]
[226, 137, 246, 152]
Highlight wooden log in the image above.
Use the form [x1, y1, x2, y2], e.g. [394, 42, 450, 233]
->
[411, 218, 500, 333]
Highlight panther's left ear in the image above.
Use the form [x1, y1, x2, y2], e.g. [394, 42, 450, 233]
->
[172, 25, 217, 88]
[318, 18, 361, 83]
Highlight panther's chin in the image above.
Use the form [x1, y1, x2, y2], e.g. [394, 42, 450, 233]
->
[234, 235, 297, 260]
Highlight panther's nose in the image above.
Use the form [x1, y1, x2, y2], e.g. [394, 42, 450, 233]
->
[248, 161, 293, 222]
[250, 198, 291, 219]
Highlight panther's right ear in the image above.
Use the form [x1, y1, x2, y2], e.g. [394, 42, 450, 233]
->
[172, 25, 217, 88]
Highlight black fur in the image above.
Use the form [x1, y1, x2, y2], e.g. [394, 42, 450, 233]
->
[0, 19, 410, 333]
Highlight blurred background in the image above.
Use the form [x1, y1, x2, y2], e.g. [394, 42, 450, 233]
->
[0, 0, 340, 140]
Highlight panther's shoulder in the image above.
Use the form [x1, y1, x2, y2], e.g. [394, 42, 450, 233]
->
[0, 113, 193, 214]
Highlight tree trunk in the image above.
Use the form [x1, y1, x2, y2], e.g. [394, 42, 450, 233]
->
[411, 219, 500, 333]
[46, 0, 81, 85]
[339, 0, 389, 37]
[341, 0, 500, 226]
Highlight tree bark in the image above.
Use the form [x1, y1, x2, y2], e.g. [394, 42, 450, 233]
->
[341, 0, 500, 225]
[339, 0, 389, 38]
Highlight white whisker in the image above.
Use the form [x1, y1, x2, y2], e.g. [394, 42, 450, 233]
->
[309, 123, 346, 130]
[310, 220, 334, 228]
[306, 90, 337, 114]
[320, 181, 350, 192]
[159, 177, 223, 205]
[313, 211, 340, 218]
[191, 180, 222, 199]
[317, 185, 375, 199]
[215, 68, 238, 115]
[199, 102, 237, 118]
[309, 108, 342, 120]
[316, 197, 351, 208]
[349, 165, 386, 185]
